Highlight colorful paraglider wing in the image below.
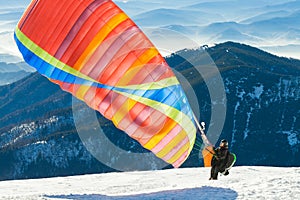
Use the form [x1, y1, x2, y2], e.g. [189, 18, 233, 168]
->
[14, 0, 196, 167]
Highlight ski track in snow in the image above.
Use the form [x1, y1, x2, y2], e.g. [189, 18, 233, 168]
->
[0, 166, 299, 200]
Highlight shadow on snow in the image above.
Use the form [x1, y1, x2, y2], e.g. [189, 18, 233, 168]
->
[45, 186, 238, 199]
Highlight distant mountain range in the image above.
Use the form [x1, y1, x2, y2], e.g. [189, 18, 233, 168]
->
[125, 0, 300, 59]
[0, 42, 299, 180]
[0, 70, 30, 85]
[0, 55, 34, 85]
[135, 4, 300, 39]
[0, 0, 300, 61]
[132, 8, 223, 27]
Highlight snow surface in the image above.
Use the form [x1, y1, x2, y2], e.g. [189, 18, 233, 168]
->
[0, 167, 299, 200]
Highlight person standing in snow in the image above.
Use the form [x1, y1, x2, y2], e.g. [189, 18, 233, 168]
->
[209, 139, 229, 180]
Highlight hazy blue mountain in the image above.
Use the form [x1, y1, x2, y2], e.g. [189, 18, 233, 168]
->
[261, 44, 300, 59]
[132, 8, 222, 27]
[0, 61, 34, 85]
[241, 10, 292, 24]
[0, 42, 299, 180]
[0, 54, 22, 63]
[114, 0, 205, 17]
[212, 28, 260, 42]
[203, 22, 243, 35]
[182, 1, 269, 20]
[0, 71, 30, 85]
[162, 25, 201, 35]
[113, 0, 300, 60]
[0, 61, 33, 73]
[249, 10, 300, 33]
[261, 0, 300, 12]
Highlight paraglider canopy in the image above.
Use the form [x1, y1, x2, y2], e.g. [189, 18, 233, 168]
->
[14, 0, 197, 168]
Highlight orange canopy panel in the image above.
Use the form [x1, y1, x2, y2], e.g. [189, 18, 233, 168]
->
[202, 146, 215, 167]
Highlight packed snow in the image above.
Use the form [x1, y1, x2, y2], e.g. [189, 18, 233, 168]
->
[0, 166, 299, 200]
[249, 85, 264, 100]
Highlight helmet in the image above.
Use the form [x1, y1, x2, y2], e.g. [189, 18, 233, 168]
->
[220, 139, 228, 147]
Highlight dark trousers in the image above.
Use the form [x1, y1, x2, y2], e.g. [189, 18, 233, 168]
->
[210, 160, 226, 179]
[210, 164, 219, 179]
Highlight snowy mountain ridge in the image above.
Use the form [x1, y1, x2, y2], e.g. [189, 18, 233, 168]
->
[0, 42, 299, 181]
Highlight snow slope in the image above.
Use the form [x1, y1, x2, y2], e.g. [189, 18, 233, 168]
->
[0, 167, 299, 199]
